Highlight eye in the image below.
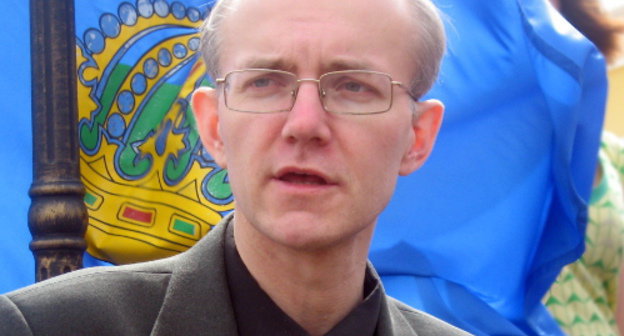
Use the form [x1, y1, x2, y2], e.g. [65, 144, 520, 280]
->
[332, 77, 378, 96]
[251, 77, 274, 88]
[343, 81, 366, 92]
[241, 72, 290, 91]
[238, 73, 285, 94]
[233, 71, 292, 98]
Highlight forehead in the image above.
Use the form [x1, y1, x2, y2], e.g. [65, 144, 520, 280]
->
[217, 0, 416, 75]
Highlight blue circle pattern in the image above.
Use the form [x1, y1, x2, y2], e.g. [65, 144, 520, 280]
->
[108, 113, 127, 138]
[187, 8, 200, 22]
[118, 3, 138, 26]
[117, 91, 135, 114]
[100, 13, 121, 38]
[173, 43, 187, 59]
[83, 1, 207, 55]
[84, 28, 105, 54]
[171, 2, 186, 20]
[143, 58, 159, 79]
[188, 37, 200, 51]
[154, 0, 170, 17]
[83, 1, 208, 144]
[137, 0, 154, 18]
[131, 73, 147, 95]
[158, 48, 172, 67]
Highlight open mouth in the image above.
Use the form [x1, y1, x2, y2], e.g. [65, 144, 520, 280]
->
[278, 172, 329, 186]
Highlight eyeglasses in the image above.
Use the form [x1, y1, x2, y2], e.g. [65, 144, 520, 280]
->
[215, 69, 418, 115]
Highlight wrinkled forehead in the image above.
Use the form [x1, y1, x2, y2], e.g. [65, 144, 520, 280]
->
[219, 0, 416, 45]
[216, 0, 417, 73]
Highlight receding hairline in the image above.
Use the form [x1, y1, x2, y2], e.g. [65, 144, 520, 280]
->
[200, 0, 446, 98]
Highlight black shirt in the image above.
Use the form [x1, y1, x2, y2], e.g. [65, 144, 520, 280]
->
[224, 223, 382, 336]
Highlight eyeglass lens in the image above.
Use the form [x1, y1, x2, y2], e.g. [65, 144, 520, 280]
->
[223, 70, 393, 114]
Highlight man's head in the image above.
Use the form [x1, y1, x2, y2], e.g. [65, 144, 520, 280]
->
[200, 0, 446, 100]
[192, 0, 446, 252]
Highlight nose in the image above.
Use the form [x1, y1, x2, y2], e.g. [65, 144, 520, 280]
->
[280, 80, 331, 145]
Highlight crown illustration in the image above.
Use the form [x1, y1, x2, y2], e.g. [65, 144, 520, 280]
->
[76, 1, 233, 264]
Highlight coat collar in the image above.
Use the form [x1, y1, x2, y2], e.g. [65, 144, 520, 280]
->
[150, 212, 418, 335]
[151, 213, 238, 335]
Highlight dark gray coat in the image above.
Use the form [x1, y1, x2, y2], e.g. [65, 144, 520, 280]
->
[0, 217, 470, 335]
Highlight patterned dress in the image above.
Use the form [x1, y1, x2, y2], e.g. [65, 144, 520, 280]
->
[545, 132, 624, 335]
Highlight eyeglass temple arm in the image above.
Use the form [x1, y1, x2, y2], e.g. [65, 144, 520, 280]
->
[392, 81, 420, 102]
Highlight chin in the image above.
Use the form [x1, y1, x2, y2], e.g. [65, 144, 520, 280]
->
[267, 219, 334, 250]
[262, 212, 371, 253]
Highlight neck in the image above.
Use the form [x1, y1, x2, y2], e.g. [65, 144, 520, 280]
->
[233, 216, 374, 336]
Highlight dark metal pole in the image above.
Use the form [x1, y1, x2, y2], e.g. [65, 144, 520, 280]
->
[28, 0, 88, 281]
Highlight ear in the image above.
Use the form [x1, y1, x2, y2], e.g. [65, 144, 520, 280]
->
[399, 99, 444, 176]
[191, 87, 227, 169]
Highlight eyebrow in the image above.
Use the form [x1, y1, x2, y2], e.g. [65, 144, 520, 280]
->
[237, 57, 376, 73]
[240, 58, 296, 72]
[324, 59, 375, 72]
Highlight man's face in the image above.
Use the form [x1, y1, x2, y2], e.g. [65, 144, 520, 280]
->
[193, 0, 443, 251]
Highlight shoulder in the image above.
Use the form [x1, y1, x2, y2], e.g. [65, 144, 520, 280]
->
[0, 258, 175, 336]
[385, 296, 473, 335]
[0, 217, 232, 336]
[8, 256, 175, 302]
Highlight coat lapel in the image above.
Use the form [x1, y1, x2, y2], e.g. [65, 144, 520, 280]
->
[151, 214, 238, 335]
[370, 263, 419, 336]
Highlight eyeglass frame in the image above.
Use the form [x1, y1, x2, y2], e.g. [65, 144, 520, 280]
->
[214, 68, 420, 115]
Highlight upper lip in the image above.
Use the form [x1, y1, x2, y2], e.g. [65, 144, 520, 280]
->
[274, 166, 337, 185]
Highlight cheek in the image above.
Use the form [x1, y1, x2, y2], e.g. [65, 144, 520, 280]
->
[217, 117, 254, 182]
[219, 113, 260, 154]
[346, 120, 410, 196]
[369, 122, 412, 171]
[365, 130, 409, 210]
[217, 114, 282, 181]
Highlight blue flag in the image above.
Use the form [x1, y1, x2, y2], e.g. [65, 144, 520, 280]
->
[0, 0, 34, 294]
[370, 0, 607, 334]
